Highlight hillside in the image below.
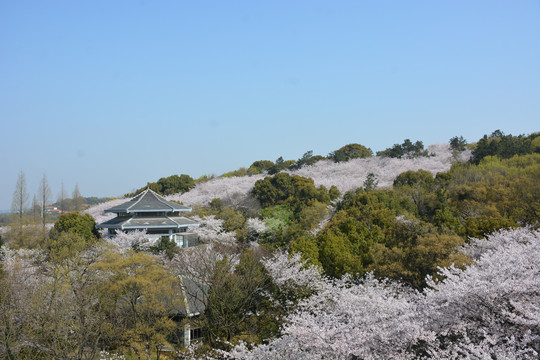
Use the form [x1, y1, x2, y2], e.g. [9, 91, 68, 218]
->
[87, 142, 467, 222]
[3, 131, 540, 358]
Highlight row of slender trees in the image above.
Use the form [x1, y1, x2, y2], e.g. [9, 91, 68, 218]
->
[11, 171, 85, 225]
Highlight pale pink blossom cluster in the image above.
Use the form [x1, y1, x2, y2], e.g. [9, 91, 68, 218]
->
[1, 247, 43, 284]
[246, 217, 267, 234]
[170, 243, 239, 282]
[167, 144, 468, 207]
[228, 274, 428, 360]
[423, 227, 540, 358]
[261, 251, 321, 290]
[105, 229, 152, 251]
[83, 198, 128, 224]
[99, 351, 126, 360]
[460, 226, 536, 260]
[0, 248, 45, 341]
[227, 228, 540, 359]
[288, 144, 470, 194]
[168, 242, 242, 315]
[85, 144, 468, 215]
[191, 215, 237, 245]
[167, 175, 264, 207]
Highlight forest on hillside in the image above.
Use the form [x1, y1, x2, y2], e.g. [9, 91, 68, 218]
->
[1, 130, 540, 359]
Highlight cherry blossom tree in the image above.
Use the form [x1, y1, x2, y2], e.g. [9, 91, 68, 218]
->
[162, 143, 469, 209]
[422, 228, 540, 359]
[0, 248, 43, 358]
[167, 175, 265, 207]
[84, 144, 468, 217]
[191, 215, 237, 245]
[83, 198, 128, 224]
[106, 229, 151, 251]
[167, 241, 241, 315]
[261, 251, 321, 292]
[246, 217, 267, 234]
[289, 143, 470, 194]
[244, 217, 267, 243]
[227, 274, 430, 360]
[0, 244, 108, 360]
[225, 228, 540, 359]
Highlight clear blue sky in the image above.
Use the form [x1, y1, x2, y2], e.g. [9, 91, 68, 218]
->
[1, 0, 539, 210]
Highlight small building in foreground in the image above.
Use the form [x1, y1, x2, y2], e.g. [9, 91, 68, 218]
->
[97, 189, 199, 247]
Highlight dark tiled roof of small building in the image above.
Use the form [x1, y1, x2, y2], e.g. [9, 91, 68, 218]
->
[169, 276, 207, 318]
[181, 276, 207, 316]
[105, 189, 191, 213]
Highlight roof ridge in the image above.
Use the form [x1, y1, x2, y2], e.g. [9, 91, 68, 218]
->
[121, 216, 132, 230]
[165, 214, 176, 227]
[148, 188, 174, 210]
[178, 276, 191, 316]
[127, 189, 149, 211]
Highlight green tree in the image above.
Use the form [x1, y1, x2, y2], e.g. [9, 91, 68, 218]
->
[202, 250, 276, 347]
[252, 173, 331, 209]
[268, 157, 296, 174]
[291, 150, 325, 169]
[369, 231, 469, 289]
[157, 174, 195, 195]
[363, 173, 379, 191]
[377, 139, 429, 159]
[471, 130, 540, 164]
[393, 169, 434, 187]
[449, 136, 467, 151]
[149, 236, 178, 259]
[329, 143, 372, 162]
[393, 170, 439, 220]
[248, 160, 275, 174]
[221, 167, 250, 178]
[289, 236, 322, 268]
[130, 174, 196, 196]
[49, 212, 101, 243]
[94, 251, 182, 358]
[316, 214, 381, 278]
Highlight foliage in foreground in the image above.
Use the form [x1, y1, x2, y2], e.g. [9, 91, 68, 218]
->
[0, 239, 184, 360]
[226, 228, 540, 359]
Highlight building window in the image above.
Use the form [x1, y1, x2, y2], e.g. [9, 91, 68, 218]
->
[190, 328, 203, 341]
[148, 229, 169, 235]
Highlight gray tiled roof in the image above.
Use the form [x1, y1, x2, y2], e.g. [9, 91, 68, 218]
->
[168, 216, 200, 227]
[98, 215, 200, 229]
[98, 216, 129, 227]
[181, 276, 207, 316]
[123, 216, 178, 229]
[105, 189, 191, 213]
[169, 276, 207, 318]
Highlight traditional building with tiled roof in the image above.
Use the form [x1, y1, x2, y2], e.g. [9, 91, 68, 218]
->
[97, 189, 199, 247]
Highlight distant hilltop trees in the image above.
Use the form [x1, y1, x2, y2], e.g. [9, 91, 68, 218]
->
[126, 174, 196, 197]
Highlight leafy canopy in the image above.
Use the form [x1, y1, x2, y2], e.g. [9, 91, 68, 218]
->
[329, 143, 373, 162]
